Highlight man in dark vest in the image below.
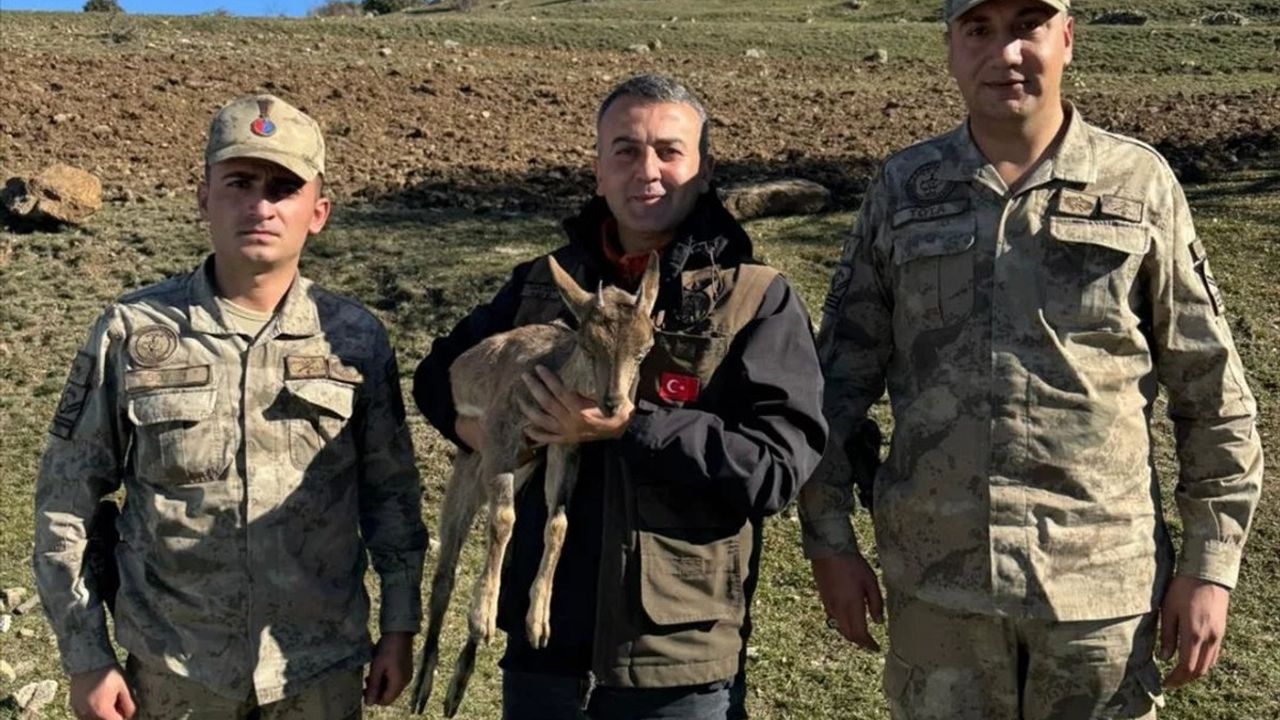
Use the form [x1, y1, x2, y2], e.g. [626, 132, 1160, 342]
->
[413, 74, 827, 719]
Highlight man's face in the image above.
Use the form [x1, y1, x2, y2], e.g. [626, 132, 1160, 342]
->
[198, 158, 330, 272]
[947, 0, 1073, 124]
[594, 97, 711, 243]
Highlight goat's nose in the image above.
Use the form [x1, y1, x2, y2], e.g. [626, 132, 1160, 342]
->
[601, 399, 619, 417]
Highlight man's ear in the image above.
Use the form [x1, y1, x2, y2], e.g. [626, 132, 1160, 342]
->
[1062, 15, 1075, 67]
[308, 194, 332, 235]
[697, 153, 716, 193]
[197, 182, 209, 221]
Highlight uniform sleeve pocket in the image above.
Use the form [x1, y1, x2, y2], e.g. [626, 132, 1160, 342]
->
[638, 528, 747, 627]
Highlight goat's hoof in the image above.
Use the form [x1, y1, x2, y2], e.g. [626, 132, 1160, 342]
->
[526, 613, 552, 649]
[469, 610, 496, 644]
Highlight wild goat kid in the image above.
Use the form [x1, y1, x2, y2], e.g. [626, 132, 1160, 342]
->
[411, 253, 661, 716]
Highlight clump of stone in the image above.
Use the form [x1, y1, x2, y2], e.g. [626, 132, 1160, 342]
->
[720, 179, 831, 220]
[2, 163, 103, 227]
[1200, 11, 1249, 25]
[1090, 9, 1148, 25]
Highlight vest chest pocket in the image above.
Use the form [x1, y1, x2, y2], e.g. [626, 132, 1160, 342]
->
[284, 379, 358, 476]
[638, 330, 731, 408]
[513, 282, 568, 327]
[128, 388, 232, 484]
[892, 224, 976, 331]
[1044, 217, 1150, 328]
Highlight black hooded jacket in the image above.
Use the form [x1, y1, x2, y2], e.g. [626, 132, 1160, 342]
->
[412, 191, 826, 679]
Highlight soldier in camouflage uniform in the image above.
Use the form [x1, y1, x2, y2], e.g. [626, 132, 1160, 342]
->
[799, 1, 1264, 718]
[33, 95, 428, 720]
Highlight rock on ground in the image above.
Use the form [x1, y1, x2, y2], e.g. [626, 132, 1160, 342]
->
[1091, 9, 1148, 25]
[2, 164, 103, 225]
[1201, 11, 1248, 25]
[12, 680, 58, 713]
[719, 178, 831, 220]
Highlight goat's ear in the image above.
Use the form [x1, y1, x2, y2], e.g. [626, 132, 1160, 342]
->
[636, 251, 661, 318]
[548, 256, 593, 319]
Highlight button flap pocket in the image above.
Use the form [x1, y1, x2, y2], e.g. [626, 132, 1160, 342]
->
[286, 380, 356, 420]
[1048, 216, 1150, 256]
[893, 230, 975, 266]
[128, 388, 218, 426]
[638, 529, 744, 626]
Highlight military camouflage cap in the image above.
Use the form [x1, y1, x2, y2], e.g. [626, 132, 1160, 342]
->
[204, 94, 325, 181]
[945, 0, 1069, 22]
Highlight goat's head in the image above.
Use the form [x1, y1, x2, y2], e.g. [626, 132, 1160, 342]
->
[547, 253, 660, 417]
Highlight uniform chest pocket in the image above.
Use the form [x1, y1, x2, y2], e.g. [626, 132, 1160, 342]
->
[284, 379, 358, 476]
[637, 330, 731, 408]
[128, 388, 232, 484]
[1044, 217, 1150, 327]
[893, 225, 976, 331]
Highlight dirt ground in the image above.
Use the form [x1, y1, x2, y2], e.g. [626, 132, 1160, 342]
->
[1, 16, 1277, 215]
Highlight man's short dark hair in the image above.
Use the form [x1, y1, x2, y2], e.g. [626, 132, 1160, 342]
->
[596, 74, 710, 158]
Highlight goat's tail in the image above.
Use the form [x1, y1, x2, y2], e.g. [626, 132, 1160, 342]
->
[410, 452, 484, 714]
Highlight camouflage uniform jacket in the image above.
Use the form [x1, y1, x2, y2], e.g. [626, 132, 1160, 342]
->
[33, 257, 428, 702]
[799, 107, 1263, 621]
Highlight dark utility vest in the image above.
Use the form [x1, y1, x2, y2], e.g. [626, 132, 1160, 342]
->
[512, 252, 778, 687]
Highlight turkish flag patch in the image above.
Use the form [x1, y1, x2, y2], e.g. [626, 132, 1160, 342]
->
[658, 372, 701, 403]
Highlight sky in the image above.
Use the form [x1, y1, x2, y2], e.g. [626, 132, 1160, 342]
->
[1, 0, 318, 17]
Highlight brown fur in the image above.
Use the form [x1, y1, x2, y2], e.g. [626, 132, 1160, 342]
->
[411, 254, 660, 716]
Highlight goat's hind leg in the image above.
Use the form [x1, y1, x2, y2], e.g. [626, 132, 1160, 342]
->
[468, 459, 518, 645]
[410, 451, 484, 714]
[526, 444, 581, 650]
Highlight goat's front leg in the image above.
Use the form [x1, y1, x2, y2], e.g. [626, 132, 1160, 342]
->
[469, 470, 516, 644]
[526, 443, 581, 649]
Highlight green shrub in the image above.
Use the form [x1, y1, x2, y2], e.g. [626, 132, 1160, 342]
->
[83, 0, 123, 12]
[310, 0, 362, 16]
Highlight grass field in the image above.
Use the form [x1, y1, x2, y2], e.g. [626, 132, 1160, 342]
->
[0, 1, 1277, 718]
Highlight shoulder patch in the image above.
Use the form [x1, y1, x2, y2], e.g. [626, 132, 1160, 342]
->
[127, 325, 179, 367]
[906, 161, 955, 204]
[50, 351, 95, 439]
[822, 264, 853, 319]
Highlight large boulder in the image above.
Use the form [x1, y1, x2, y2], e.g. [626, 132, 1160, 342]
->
[719, 179, 830, 220]
[1200, 10, 1249, 25]
[3, 163, 103, 225]
[1091, 9, 1148, 25]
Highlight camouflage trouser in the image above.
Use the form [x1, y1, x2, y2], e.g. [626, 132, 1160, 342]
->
[126, 657, 363, 720]
[884, 593, 1164, 720]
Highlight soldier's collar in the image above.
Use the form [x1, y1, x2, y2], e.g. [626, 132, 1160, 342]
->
[937, 123, 988, 183]
[273, 275, 321, 337]
[1043, 103, 1096, 186]
[939, 103, 1096, 188]
[187, 255, 320, 338]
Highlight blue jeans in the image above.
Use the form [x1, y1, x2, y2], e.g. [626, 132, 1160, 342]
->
[502, 671, 737, 720]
